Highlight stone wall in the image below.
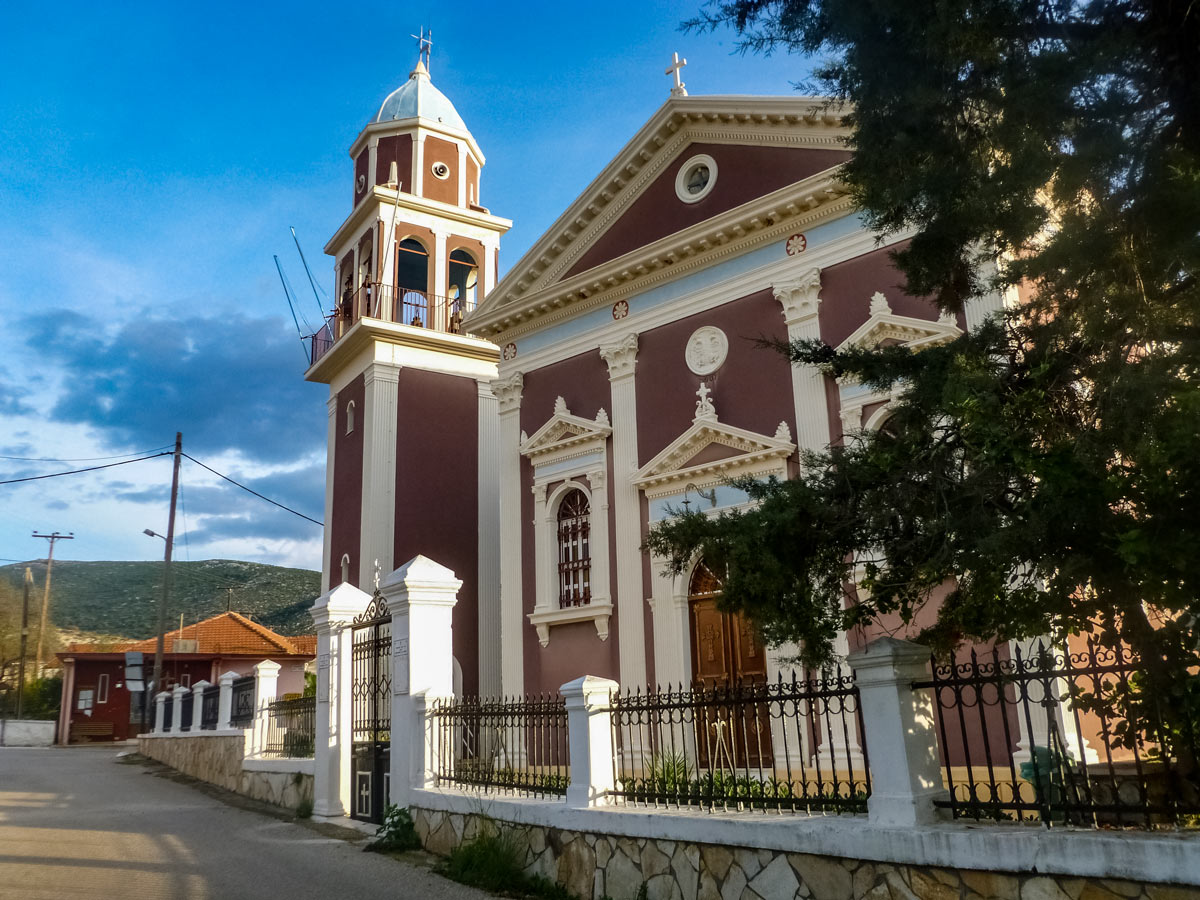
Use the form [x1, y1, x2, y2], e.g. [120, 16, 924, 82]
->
[0, 719, 56, 747]
[139, 734, 312, 813]
[410, 808, 1199, 900]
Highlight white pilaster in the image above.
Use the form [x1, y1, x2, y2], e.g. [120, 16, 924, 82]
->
[849, 637, 948, 826]
[649, 554, 692, 688]
[433, 231, 448, 299]
[599, 333, 648, 690]
[359, 363, 400, 587]
[773, 268, 830, 455]
[561, 675, 620, 808]
[494, 372, 525, 697]
[190, 680, 209, 731]
[476, 379, 502, 697]
[380, 555, 462, 808]
[310, 582, 372, 818]
[170, 685, 188, 734]
[217, 671, 237, 730]
[322, 395, 337, 593]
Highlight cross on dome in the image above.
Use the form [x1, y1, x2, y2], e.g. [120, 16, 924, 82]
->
[666, 52, 688, 97]
[411, 26, 433, 72]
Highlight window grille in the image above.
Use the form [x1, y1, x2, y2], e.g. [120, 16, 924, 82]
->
[557, 489, 591, 608]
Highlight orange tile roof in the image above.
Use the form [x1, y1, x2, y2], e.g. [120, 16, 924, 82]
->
[88, 611, 316, 658]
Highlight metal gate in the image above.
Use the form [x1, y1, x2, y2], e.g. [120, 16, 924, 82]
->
[350, 593, 391, 823]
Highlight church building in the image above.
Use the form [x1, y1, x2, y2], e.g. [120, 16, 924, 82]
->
[306, 52, 1005, 705]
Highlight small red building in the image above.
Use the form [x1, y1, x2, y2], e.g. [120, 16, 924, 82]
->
[55, 611, 316, 743]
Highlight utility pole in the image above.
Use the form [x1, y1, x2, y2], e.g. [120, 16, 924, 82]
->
[151, 433, 182, 700]
[226, 587, 233, 612]
[16, 568, 32, 718]
[32, 530, 73, 674]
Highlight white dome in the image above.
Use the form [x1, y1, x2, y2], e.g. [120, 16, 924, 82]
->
[372, 61, 467, 131]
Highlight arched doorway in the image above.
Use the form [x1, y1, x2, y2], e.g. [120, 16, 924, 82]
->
[687, 561, 768, 689]
[687, 561, 773, 770]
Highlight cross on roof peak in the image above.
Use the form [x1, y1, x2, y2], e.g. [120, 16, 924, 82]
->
[666, 51, 688, 98]
[411, 27, 433, 73]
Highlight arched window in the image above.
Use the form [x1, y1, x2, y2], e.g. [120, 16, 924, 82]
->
[345, 400, 356, 435]
[557, 489, 591, 608]
[396, 238, 430, 327]
[447, 247, 478, 327]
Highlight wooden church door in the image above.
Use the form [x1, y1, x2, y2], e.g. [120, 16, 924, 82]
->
[687, 562, 773, 769]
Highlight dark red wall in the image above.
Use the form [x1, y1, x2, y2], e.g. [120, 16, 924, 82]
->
[634, 288, 796, 466]
[520, 351, 619, 693]
[566, 143, 850, 279]
[330, 374, 365, 587]
[393, 368, 480, 695]
[423, 136, 459, 206]
[376, 134, 413, 191]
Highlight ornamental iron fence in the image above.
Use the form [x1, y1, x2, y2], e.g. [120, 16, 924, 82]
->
[200, 684, 220, 730]
[179, 692, 194, 732]
[608, 670, 870, 814]
[913, 640, 1200, 828]
[230, 675, 256, 729]
[262, 696, 316, 759]
[161, 695, 174, 731]
[429, 694, 570, 798]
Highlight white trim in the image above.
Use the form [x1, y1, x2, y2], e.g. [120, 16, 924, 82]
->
[243, 757, 315, 775]
[674, 153, 718, 204]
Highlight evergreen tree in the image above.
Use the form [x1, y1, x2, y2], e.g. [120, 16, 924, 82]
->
[648, 0, 1200, 750]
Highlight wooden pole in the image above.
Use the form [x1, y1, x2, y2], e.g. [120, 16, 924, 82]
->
[32, 531, 73, 674]
[16, 568, 32, 718]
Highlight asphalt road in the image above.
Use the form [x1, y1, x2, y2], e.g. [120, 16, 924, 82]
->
[0, 746, 492, 900]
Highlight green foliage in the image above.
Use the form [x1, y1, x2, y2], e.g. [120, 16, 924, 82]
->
[654, 0, 1200, 755]
[0, 676, 61, 720]
[303, 671, 317, 698]
[0, 559, 320, 639]
[295, 797, 313, 819]
[366, 804, 421, 853]
[436, 819, 576, 899]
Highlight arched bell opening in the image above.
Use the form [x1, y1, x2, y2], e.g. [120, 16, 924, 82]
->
[395, 237, 431, 327]
[447, 248, 478, 334]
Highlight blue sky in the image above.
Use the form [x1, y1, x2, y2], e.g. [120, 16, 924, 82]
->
[0, 1, 814, 572]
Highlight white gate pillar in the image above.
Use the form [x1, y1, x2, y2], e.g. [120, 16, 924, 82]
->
[191, 680, 210, 731]
[153, 691, 168, 734]
[311, 582, 372, 818]
[380, 555, 461, 810]
[217, 671, 237, 730]
[169, 685, 188, 734]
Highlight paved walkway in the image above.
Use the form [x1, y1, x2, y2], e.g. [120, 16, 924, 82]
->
[0, 746, 492, 900]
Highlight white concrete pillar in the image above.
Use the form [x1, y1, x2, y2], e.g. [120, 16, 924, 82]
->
[476, 379, 502, 697]
[170, 685, 188, 734]
[253, 660, 281, 709]
[561, 675, 619, 808]
[310, 582, 371, 818]
[217, 671, 237, 730]
[380, 555, 462, 809]
[359, 362, 400, 587]
[849, 637, 947, 826]
[494, 372, 525, 697]
[154, 691, 168, 734]
[599, 333, 648, 691]
[321, 394, 337, 593]
[191, 680, 209, 731]
[773, 269, 830, 455]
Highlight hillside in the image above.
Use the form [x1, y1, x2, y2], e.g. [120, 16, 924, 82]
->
[0, 559, 321, 639]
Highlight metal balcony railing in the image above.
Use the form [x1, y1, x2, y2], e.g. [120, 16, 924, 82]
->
[308, 282, 475, 365]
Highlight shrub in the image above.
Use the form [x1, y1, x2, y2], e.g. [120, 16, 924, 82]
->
[365, 804, 421, 853]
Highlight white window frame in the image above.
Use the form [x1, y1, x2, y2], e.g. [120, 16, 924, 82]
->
[97, 673, 109, 704]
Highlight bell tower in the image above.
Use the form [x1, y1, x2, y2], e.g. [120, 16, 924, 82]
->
[307, 46, 511, 697]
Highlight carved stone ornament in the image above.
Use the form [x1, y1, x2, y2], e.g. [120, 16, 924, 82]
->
[599, 333, 639, 380]
[773, 268, 823, 324]
[502, 342, 518, 361]
[493, 372, 524, 414]
[869, 291, 892, 316]
[612, 299, 629, 320]
[685, 326, 729, 376]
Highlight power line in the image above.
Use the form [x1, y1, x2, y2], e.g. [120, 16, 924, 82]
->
[181, 453, 323, 526]
[0, 452, 173, 485]
[0, 445, 174, 462]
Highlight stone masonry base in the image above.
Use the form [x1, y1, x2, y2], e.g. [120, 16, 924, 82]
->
[138, 734, 313, 813]
[410, 808, 1199, 900]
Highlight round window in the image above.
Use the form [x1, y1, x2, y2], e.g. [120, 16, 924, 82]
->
[674, 154, 718, 203]
[431, 161, 451, 180]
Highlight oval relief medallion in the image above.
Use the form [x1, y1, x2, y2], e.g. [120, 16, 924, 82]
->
[685, 326, 729, 375]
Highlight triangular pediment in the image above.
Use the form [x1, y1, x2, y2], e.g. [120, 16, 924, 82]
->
[521, 398, 612, 464]
[634, 414, 796, 495]
[468, 95, 854, 339]
[838, 291, 962, 351]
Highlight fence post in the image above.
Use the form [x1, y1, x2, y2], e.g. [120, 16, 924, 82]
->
[191, 680, 209, 731]
[561, 675, 619, 809]
[217, 671, 237, 730]
[849, 637, 947, 826]
[249, 660, 282, 757]
[170, 685, 188, 734]
[154, 691, 168, 733]
[380, 555, 462, 810]
[310, 582, 371, 818]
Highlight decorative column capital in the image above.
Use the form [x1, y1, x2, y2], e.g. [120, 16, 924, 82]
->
[327, 394, 338, 416]
[773, 267, 823, 325]
[493, 372, 524, 414]
[599, 333, 639, 381]
[363, 361, 401, 387]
